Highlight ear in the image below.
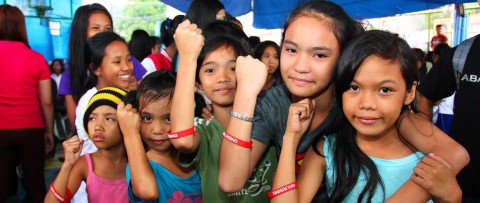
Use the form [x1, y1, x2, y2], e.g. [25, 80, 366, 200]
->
[90, 63, 101, 77]
[404, 81, 417, 105]
[196, 82, 203, 91]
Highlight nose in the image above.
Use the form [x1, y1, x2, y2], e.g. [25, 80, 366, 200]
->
[217, 68, 231, 83]
[359, 91, 376, 111]
[152, 120, 167, 135]
[122, 59, 133, 72]
[94, 120, 104, 132]
[293, 53, 310, 74]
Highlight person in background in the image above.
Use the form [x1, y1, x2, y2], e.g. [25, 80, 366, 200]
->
[50, 59, 65, 90]
[253, 41, 283, 92]
[185, 0, 225, 29]
[411, 48, 427, 80]
[142, 15, 184, 74]
[128, 29, 151, 62]
[150, 36, 160, 54]
[0, 4, 53, 203]
[430, 23, 448, 51]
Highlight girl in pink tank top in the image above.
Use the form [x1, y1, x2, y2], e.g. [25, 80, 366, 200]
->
[45, 87, 130, 203]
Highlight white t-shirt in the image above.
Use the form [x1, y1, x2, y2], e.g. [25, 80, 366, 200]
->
[75, 87, 98, 155]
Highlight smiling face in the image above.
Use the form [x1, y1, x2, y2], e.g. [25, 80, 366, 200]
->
[139, 98, 172, 152]
[198, 45, 237, 107]
[87, 105, 123, 149]
[281, 16, 340, 99]
[342, 55, 416, 140]
[261, 45, 279, 75]
[87, 12, 112, 39]
[94, 40, 133, 89]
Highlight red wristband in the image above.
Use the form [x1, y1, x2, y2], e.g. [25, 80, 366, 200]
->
[268, 182, 298, 199]
[168, 126, 195, 139]
[50, 183, 73, 203]
[222, 131, 253, 148]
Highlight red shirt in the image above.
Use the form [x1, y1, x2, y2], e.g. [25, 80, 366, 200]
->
[0, 41, 50, 129]
[431, 34, 448, 50]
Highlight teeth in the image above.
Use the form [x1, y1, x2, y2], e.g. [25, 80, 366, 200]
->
[119, 75, 130, 79]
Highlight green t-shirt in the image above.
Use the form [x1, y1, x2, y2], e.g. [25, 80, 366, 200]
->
[179, 118, 278, 203]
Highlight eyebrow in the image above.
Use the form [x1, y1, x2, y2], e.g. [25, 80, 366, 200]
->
[202, 60, 236, 67]
[353, 79, 400, 85]
[283, 39, 333, 52]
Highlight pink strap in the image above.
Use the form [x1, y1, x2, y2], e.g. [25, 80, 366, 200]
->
[85, 153, 93, 172]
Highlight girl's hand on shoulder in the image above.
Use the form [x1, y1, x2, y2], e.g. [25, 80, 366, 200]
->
[174, 19, 204, 61]
[285, 98, 315, 142]
[235, 56, 268, 95]
[411, 153, 462, 203]
[117, 101, 141, 137]
[63, 135, 84, 167]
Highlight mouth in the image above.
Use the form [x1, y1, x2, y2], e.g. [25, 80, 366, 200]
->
[118, 74, 131, 82]
[356, 116, 380, 125]
[92, 134, 105, 142]
[151, 139, 167, 145]
[214, 87, 235, 95]
[289, 76, 312, 86]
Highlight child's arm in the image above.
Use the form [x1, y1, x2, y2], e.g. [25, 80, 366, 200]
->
[398, 111, 469, 174]
[170, 20, 204, 153]
[271, 99, 315, 203]
[117, 102, 158, 200]
[218, 56, 268, 192]
[45, 136, 85, 203]
[411, 153, 462, 203]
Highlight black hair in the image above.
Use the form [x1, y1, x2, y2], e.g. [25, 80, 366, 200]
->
[49, 59, 66, 74]
[185, 0, 225, 29]
[315, 30, 418, 203]
[159, 15, 184, 47]
[69, 3, 113, 99]
[282, 0, 364, 54]
[433, 43, 450, 58]
[203, 20, 249, 50]
[248, 36, 260, 51]
[411, 48, 427, 80]
[84, 32, 127, 89]
[136, 70, 176, 110]
[195, 35, 249, 84]
[128, 29, 150, 62]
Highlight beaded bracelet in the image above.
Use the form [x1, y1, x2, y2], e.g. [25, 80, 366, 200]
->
[49, 183, 72, 203]
[222, 131, 253, 148]
[230, 110, 254, 122]
[268, 182, 298, 199]
[167, 126, 195, 139]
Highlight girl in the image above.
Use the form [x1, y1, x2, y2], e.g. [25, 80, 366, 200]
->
[76, 31, 133, 156]
[117, 70, 202, 202]
[58, 3, 146, 130]
[45, 87, 129, 203]
[253, 40, 283, 92]
[170, 20, 277, 202]
[219, 0, 468, 201]
[271, 30, 461, 202]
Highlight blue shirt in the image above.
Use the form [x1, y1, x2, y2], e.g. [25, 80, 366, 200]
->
[126, 160, 202, 203]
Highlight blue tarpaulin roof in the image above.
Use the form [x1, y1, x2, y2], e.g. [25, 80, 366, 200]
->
[161, 0, 477, 29]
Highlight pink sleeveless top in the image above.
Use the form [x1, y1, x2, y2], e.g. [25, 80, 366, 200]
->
[85, 153, 130, 203]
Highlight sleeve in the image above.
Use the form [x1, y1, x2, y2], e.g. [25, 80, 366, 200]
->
[126, 164, 145, 203]
[132, 56, 148, 80]
[140, 58, 157, 77]
[58, 69, 72, 95]
[37, 55, 50, 80]
[418, 48, 457, 102]
[251, 98, 274, 145]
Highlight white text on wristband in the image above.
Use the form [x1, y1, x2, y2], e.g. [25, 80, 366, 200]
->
[268, 182, 298, 199]
[222, 131, 253, 148]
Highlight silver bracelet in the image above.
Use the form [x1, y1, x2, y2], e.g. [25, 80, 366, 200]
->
[230, 110, 254, 122]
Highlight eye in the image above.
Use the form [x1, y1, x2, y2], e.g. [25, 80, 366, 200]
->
[313, 53, 327, 59]
[204, 68, 214, 73]
[379, 87, 393, 94]
[106, 117, 116, 122]
[230, 66, 236, 72]
[105, 27, 112, 31]
[113, 60, 121, 64]
[349, 85, 360, 92]
[164, 115, 171, 124]
[88, 116, 96, 122]
[285, 48, 296, 54]
[142, 115, 152, 123]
